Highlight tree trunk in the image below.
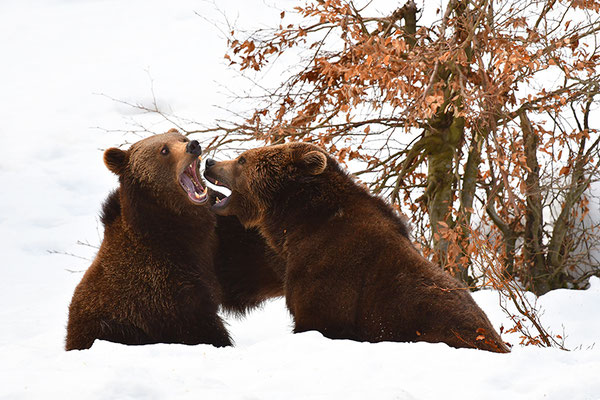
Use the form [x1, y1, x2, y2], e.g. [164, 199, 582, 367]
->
[455, 131, 484, 284]
[520, 111, 550, 295]
[425, 113, 464, 268]
[546, 132, 592, 291]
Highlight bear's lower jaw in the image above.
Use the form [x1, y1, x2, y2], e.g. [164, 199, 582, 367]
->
[211, 194, 231, 212]
[204, 174, 231, 211]
[184, 186, 209, 204]
[179, 158, 209, 204]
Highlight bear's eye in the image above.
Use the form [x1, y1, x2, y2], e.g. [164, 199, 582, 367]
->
[238, 156, 246, 165]
[161, 146, 170, 156]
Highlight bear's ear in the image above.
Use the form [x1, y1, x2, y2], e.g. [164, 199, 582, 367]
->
[104, 148, 128, 175]
[299, 150, 327, 175]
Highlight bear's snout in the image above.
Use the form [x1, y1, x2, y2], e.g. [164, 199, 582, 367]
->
[186, 140, 202, 156]
[205, 158, 216, 169]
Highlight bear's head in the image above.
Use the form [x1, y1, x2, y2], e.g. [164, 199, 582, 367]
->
[104, 129, 210, 214]
[203, 142, 328, 227]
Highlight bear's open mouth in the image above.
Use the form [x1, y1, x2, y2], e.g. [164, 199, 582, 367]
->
[179, 158, 208, 204]
[205, 175, 231, 209]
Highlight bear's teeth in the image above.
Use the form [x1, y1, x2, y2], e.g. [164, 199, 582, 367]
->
[203, 187, 208, 195]
[215, 180, 220, 185]
[195, 193, 201, 199]
[216, 197, 221, 203]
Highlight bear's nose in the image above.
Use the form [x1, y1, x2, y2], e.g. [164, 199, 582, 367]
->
[186, 140, 202, 156]
[205, 158, 216, 169]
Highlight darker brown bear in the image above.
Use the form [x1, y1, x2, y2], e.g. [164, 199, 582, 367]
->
[66, 130, 282, 350]
[204, 142, 509, 352]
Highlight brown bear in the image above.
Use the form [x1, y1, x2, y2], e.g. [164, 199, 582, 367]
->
[203, 142, 510, 353]
[65, 130, 283, 350]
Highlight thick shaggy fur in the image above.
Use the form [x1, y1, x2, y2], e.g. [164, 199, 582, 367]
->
[66, 131, 282, 350]
[204, 142, 509, 353]
[214, 214, 285, 315]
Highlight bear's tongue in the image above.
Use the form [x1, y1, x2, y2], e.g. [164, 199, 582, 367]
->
[179, 158, 208, 204]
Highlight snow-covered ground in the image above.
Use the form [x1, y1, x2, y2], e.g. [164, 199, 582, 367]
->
[1, 1, 599, 399]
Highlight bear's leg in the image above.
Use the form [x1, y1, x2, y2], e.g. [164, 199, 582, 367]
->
[286, 273, 360, 341]
[215, 215, 284, 315]
[193, 315, 232, 347]
[97, 320, 153, 346]
[66, 318, 154, 350]
[293, 320, 358, 341]
[65, 321, 98, 351]
[162, 314, 232, 347]
[289, 296, 358, 341]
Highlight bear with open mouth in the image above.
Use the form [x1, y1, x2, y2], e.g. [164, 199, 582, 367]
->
[65, 129, 283, 350]
[204, 142, 509, 353]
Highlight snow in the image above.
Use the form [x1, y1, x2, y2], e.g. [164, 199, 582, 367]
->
[1, 1, 599, 399]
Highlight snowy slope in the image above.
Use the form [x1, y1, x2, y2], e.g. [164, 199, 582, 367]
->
[1, 1, 599, 399]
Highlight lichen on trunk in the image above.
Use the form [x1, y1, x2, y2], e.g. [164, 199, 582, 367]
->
[423, 112, 464, 269]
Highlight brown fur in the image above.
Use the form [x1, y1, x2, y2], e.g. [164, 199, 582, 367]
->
[204, 142, 510, 353]
[214, 213, 285, 316]
[66, 131, 282, 350]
